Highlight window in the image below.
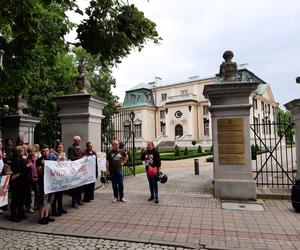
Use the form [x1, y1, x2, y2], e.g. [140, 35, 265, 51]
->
[160, 122, 166, 135]
[267, 104, 270, 114]
[203, 118, 209, 136]
[272, 106, 275, 117]
[203, 105, 208, 115]
[134, 124, 142, 138]
[124, 125, 131, 138]
[161, 93, 167, 101]
[253, 99, 257, 110]
[180, 89, 188, 95]
[254, 117, 259, 133]
[261, 101, 265, 112]
[160, 110, 165, 119]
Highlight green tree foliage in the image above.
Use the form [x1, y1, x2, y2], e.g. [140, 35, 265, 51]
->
[0, 0, 160, 145]
[184, 147, 188, 155]
[197, 145, 202, 153]
[174, 146, 180, 157]
[77, 0, 160, 68]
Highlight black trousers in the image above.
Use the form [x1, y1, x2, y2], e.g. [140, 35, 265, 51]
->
[72, 187, 82, 205]
[83, 183, 95, 201]
[51, 191, 63, 213]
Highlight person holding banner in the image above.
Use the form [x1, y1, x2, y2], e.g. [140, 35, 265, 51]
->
[83, 142, 97, 202]
[68, 136, 84, 208]
[10, 146, 32, 222]
[36, 145, 56, 224]
[141, 141, 161, 204]
[106, 140, 128, 203]
[50, 142, 68, 216]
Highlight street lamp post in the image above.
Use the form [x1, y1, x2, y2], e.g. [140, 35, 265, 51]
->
[0, 49, 5, 70]
[129, 111, 136, 176]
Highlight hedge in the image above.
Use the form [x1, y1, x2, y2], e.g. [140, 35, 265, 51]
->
[160, 152, 211, 161]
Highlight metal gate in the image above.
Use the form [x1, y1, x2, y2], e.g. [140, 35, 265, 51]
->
[250, 114, 296, 188]
[101, 110, 136, 176]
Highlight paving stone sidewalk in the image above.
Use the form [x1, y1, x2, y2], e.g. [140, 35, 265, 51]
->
[0, 157, 299, 249]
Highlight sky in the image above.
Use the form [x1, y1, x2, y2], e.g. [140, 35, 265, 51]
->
[68, 0, 300, 108]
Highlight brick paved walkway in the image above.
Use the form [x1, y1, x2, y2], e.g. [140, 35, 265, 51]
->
[0, 157, 300, 249]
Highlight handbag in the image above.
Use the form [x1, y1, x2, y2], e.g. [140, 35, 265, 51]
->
[147, 165, 157, 177]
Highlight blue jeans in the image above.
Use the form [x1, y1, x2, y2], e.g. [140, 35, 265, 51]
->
[147, 176, 158, 199]
[110, 171, 124, 199]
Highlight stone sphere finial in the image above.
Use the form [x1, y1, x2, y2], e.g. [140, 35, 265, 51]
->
[219, 50, 238, 81]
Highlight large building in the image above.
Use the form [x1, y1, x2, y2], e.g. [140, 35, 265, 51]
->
[120, 68, 278, 149]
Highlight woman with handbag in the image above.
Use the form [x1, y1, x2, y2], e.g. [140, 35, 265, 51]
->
[141, 141, 161, 204]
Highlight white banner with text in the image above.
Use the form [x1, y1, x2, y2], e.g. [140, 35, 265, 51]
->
[44, 156, 96, 195]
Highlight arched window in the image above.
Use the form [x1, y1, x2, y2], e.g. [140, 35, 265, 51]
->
[175, 124, 183, 138]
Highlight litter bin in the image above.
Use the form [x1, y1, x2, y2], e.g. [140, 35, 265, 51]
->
[292, 178, 300, 212]
[194, 159, 199, 175]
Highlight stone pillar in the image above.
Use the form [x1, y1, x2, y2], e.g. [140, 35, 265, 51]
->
[54, 94, 107, 153]
[1, 114, 40, 145]
[203, 81, 259, 200]
[284, 99, 300, 178]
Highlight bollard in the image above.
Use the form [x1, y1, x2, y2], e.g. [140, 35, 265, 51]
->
[292, 178, 300, 212]
[194, 159, 199, 175]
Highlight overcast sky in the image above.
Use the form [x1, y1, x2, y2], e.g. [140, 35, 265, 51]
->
[69, 0, 300, 108]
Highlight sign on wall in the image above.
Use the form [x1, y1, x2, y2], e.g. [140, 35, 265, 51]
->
[217, 118, 245, 165]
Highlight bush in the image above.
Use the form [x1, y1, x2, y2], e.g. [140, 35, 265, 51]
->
[197, 145, 202, 153]
[174, 146, 180, 156]
[184, 147, 188, 155]
[210, 145, 213, 153]
[206, 156, 213, 162]
[161, 151, 211, 161]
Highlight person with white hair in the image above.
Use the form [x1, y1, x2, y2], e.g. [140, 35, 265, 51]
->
[67, 135, 84, 208]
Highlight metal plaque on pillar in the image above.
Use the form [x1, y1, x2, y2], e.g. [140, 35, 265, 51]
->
[217, 118, 245, 165]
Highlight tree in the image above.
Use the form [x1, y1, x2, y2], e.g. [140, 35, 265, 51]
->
[276, 107, 294, 143]
[0, 0, 160, 145]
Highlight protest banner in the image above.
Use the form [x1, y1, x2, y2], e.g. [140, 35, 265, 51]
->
[44, 156, 96, 195]
[0, 175, 10, 207]
[96, 152, 106, 173]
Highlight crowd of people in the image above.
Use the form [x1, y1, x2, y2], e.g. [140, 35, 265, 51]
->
[0, 135, 97, 224]
[0, 135, 163, 225]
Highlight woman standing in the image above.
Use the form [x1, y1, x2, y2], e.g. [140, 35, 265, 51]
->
[10, 146, 31, 221]
[51, 142, 68, 216]
[83, 142, 97, 202]
[141, 141, 161, 204]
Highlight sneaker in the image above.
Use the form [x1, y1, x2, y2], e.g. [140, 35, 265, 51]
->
[78, 202, 84, 206]
[72, 203, 79, 209]
[147, 197, 154, 201]
[0, 209, 3, 214]
[60, 209, 68, 214]
[27, 208, 34, 214]
[11, 217, 21, 222]
[155, 199, 159, 204]
[38, 218, 49, 225]
[120, 198, 126, 203]
[46, 216, 55, 222]
[112, 198, 118, 203]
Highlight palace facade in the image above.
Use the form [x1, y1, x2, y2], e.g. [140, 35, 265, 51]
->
[120, 68, 278, 149]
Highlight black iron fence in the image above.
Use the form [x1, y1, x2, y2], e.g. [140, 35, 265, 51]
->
[101, 110, 136, 176]
[250, 113, 296, 188]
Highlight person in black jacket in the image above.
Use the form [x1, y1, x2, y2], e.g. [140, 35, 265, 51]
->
[141, 141, 161, 204]
[67, 135, 83, 208]
[10, 146, 32, 222]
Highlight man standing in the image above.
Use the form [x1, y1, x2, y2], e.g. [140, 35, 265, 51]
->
[106, 140, 128, 203]
[36, 145, 56, 224]
[68, 135, 83, 208]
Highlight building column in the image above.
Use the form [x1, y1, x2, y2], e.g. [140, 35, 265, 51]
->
[203, 81, 259, 200]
